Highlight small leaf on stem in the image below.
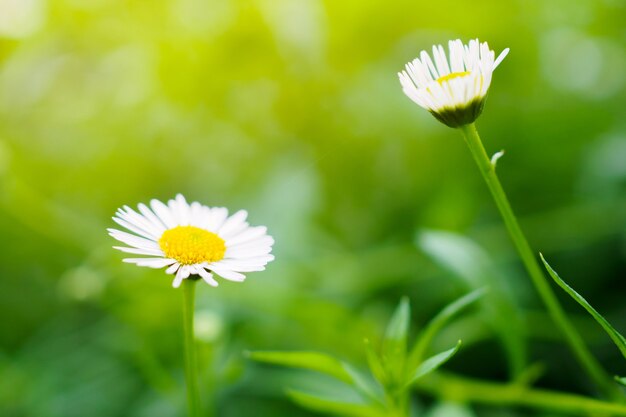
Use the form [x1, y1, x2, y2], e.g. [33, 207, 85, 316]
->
[490, 150, 505, 167]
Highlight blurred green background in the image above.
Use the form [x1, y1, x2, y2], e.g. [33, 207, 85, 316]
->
[0, 0, 625, 416]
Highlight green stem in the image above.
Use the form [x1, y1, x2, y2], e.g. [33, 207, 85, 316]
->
[459, 123, 618, 399]
[388, 391, 409, 417]
[183, 279, 201, 417]
[397, 390, 410, 417]
[418, 372, 626, 416]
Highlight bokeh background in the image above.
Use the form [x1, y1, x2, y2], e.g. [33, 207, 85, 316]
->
[0, 0, 625, 416]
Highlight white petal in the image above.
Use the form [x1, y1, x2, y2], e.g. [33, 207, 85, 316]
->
[150, 199, 176, 229]
[215, 263, 266, 272]
[225, 245, 273, 258]
[165, 263, 180, 275]
[217, 255, 273, 272]
[108, 229, 160, 250]
[493, 47, 509, 69]
[205, 207, 229, 232]
[228, 235, 274, 250]
[432, 44, 451, 77]
[196, 267, 219, 287]
[138, 203, 168, 231]
[218, 210, 249, 237]
[219, 221, 250, 240]
[179, 265, 191, 279]
[221, 255, 274, 266]
[113, 246, 164, 256]
[123, 257, 176, 268]
[169, 194, 191, 225]
[193, 206, 212, 229]
[209, 264, 246, 282]
[117, 206, 164, 237]
[420, 49, 438, 80]
[189, 202, 204, 227]
[172, 267, 186, 288]
[225, 226, 268, 246]
[112, 216, 159, 240]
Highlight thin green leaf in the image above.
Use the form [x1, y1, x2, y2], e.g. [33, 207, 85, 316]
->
[408, 288, 486, 368]
[248, 351, 353, 384]
[418, 230, 526, 378]
[384, 297, 410, 351]
[407, 341, 462, 386]
[364, 339, 387, 386]
[426, 402, 477, 417]
[382, 297, 410, 382]
[342, 362, 386, 404]
[541, 254, 626, 360]
[615, 376, 626, 387]
[417, 230, 489, 286]
[287, 389, 385, 417]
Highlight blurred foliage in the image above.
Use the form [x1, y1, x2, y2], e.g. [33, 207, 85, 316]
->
[250, 294, 477, 417]
[0, 0, 624, 416]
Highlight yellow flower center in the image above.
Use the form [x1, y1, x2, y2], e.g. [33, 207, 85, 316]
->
[159, 226, 226, 265]
[437, 71, 471, 84]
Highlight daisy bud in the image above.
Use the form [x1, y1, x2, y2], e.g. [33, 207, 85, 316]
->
[398, 39, 509, 128]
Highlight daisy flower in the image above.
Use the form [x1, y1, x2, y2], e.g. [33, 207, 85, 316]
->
[398, 38, 509, 127]
[108, 194, 274, 288]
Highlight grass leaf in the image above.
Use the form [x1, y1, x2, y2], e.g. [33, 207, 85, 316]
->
[406, 341, 462, 386]
[382, 297, 410, 382]
[408, 288, 485, 368]
[342, 362, 386, 404]
[364, 339, 388, 387]
[384, 297, 410, 352]
[541, 254, 626, 360]
[248, 350, 353, 384]
[287, 390, 385, 417]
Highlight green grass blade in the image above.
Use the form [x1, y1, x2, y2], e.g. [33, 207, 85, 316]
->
[287, 390, 386, 417]
[382, 297, 410, 383]
[406, 341, 462, 386]
[418, 230, 527, 378]
[426, 402, 478, 417]
[541, 253, 626, 360]
[384, 297, 410, 354]
[364, 339, 388, 387]
[248, 350, 353, 384]
[342, 362, 386, 405]
[408, 288, 485, 368]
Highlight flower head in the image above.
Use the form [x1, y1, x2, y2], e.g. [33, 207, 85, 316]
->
[398, 39, 509, 128]
[108, 194, 274, 288]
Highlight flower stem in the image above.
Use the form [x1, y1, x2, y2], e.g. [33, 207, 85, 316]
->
[418, 372, 626, 415]
[459, 123, 618, 399]
[182, 279, 201, 417]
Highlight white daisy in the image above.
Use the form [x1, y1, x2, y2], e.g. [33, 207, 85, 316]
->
[108, 194, 274, 288]
[398, 38, 509, 127]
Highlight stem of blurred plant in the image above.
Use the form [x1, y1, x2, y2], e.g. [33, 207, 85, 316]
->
[459, 123, 619, 399]
[183, 279, 201, 417]
[390, 389, 410, 417]
[418, 372, 626, 416]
